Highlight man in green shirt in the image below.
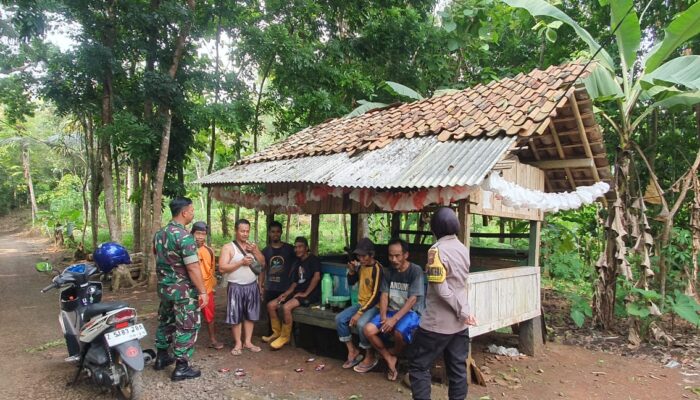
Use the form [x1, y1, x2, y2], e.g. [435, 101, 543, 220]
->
[153, 197, 209, 381]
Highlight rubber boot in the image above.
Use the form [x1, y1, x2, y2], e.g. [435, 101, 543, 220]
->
[270, 322, 293, 350]
[171, 360, 201, 381]
[153, 349, 175, 371]
[263, 318, 282, 343]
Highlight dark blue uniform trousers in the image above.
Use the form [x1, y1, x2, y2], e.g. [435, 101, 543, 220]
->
[408, 327, 470, 400]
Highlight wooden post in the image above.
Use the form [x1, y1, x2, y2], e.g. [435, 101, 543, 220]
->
[519, 316, 544, 356]
[457, 200, 470, 247]
[265, 212, 275, 245]
[528, 220, 541, 268]
[310, 214, 320, 255]
[521, 219, 543, 356]
[350, 214, 358, 250]
[391, 213, 401, 239]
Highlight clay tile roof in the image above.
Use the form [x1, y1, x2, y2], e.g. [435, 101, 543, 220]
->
[242, 60, 594, 165]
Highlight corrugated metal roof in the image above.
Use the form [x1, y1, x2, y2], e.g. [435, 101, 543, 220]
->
[198, 135, 516, 190]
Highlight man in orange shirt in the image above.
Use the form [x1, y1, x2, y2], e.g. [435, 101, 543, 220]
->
[192, 221, 224, 350]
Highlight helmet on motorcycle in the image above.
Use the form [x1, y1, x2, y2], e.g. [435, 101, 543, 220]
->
[93, 242, 131, 273]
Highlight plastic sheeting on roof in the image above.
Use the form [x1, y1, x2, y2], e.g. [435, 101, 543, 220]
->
[211, 185, 477, 213]
[198, 135, 517, 190]
[482, 173, 609, 212]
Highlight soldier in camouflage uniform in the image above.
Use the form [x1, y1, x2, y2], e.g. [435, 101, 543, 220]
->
[152, 197, 209, 381]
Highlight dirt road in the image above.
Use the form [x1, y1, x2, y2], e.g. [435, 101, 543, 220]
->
[0, 220, 695, 399]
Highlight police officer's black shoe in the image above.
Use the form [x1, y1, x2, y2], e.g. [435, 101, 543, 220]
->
[171, 360, 201, 381]
[154, 349, 175, 371]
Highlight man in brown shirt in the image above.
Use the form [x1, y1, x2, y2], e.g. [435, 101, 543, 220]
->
[408, 207, 476, 400]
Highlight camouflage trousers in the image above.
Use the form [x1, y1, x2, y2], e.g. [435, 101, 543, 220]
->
[155, 282, 201, 362]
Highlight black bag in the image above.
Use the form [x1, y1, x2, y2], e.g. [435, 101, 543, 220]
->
[233, 241, 262, 275]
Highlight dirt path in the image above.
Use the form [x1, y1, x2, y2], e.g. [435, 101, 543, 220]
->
[0, 220, 696, 399]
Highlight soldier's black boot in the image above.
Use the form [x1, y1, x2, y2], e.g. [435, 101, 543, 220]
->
[171, 360, 201, 381]
[153, 349, 175, 371]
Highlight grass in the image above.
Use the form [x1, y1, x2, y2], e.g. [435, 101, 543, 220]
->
[25, 339, 64, 353]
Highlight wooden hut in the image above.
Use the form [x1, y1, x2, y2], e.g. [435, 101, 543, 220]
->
[198, 61, 612, 356]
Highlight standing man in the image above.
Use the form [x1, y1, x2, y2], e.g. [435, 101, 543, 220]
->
[153, 197, 209, 382]
[335, 238, 382, 372]
[266, 236, 321, 349]
[219, 219, 265, 356]
[261, 221, 297, 343]
[191, 221, 224, 350]
[363, 238, 424, 381]
[408, 207, 477, 400]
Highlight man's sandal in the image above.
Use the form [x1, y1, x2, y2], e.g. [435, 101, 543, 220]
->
[386, 369, 399, 381]
[342, 354, 364, 369]
[353, 358, 379, 373]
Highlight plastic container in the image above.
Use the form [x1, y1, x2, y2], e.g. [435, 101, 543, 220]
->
[320, 262, 350, 297]
[350, 284, 359, 305]
[321, 273, 333, 306]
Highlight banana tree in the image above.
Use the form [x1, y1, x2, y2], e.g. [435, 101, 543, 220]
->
[503, 0, 700, 332]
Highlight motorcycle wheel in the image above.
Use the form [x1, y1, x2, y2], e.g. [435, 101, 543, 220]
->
[117, 363, 143, 400]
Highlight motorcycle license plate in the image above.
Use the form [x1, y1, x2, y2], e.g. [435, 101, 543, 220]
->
[105, 324, 147, 347]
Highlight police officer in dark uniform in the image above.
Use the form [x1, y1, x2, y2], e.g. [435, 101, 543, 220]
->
[152, 197, 209, 381]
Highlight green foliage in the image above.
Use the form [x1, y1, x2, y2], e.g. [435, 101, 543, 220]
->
[643, 0, 700, 73]
[668, 290, 700, 326]
[503, 0, 615, 70]
[569, 293, 593, 328]
[540, 208, 600, 282]
[385, 81, 424, 101]
[36, 174, 84, 229]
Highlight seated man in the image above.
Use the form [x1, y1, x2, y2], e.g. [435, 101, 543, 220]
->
[261, 221, 297, 343]
[363, 238, 424, 381]
[266, 237, 321, 350]
[335, 238, 382, 372]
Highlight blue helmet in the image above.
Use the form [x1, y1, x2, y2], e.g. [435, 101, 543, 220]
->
[93, 242, 131, 273]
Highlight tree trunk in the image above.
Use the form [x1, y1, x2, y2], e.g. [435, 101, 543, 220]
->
[131, 162, 141, 252]
[114, 146, 122, 234]
[99, 0, 121, 243]
[220, 204, 230, 238]
[594, 148, 631, 330]
[140, 161, 152, 280]
[20, 144, 38, 224]
[342, 213, 349, 247]
[148, 0, 196, 287]
[80, 173, 89, 247]
[206, 10, 222, 245]
[99, 134, 120, 242]
[253, 210, 259, 243]
[82, 116, 101, 249]
[149, 110, 172, 287]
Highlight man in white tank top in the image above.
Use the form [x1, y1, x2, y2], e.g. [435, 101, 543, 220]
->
[219, 219, 265, 356]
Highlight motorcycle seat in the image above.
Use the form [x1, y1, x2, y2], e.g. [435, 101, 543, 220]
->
[83, 301, 129, 320]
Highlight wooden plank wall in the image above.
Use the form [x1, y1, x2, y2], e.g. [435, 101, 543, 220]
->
[470, 158, 545, 221]
[467, 266, 541, 337]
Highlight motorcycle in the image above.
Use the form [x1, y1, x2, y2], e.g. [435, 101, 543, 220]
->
[40, 262, 152, 399]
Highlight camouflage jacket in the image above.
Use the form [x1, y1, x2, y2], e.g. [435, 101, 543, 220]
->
[153, 220, 199, 287]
